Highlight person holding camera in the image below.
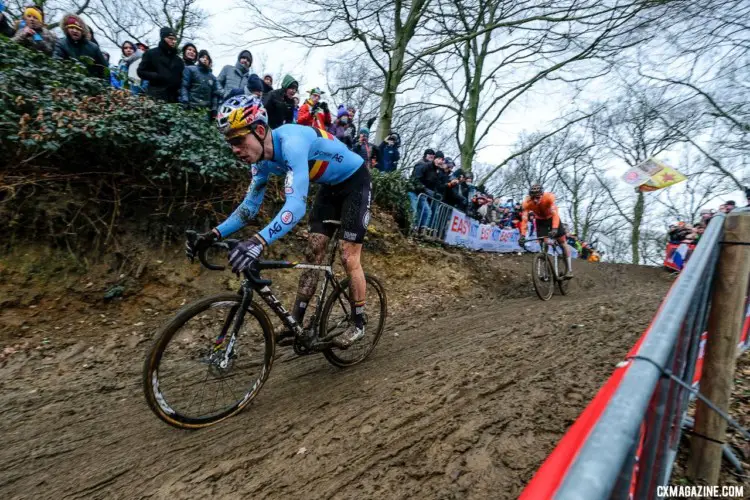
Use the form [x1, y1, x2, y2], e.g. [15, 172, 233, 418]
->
[297, 87, 332, 129]
[376, 131, 401, 172]
[11, 5, 57, 55]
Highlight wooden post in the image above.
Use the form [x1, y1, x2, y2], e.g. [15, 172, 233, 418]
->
[688, 212, 750, 484]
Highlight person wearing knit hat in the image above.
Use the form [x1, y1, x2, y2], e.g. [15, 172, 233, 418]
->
[218, 50, 253, 100]
[53, 13, 107, 78]
[246, 73, 264, 97]
[263, 74, 298, 129]
[180, 49, 221, 119]
[352, 128, 374, 163]
[137, 26, 185, 102]
[11, 5, 57, 55]
[181, 42, 197, 66]
[261, 74, 274, 98]
[328, 105, 354, 147]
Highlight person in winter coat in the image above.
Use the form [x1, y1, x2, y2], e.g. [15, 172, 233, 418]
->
[352, 128, 375, 164]
[54, 14, 107, 78]
[297, 88, 332, 129]
[262, 74, 274, 99]
[218, 50, 252, 100]
[181, 42, 197, 66]
[11, 5, 57, 55]
[263, 74, 298, 129]
[112, 40, 143, 91]
[445, 168, 470, 211]
[180, 49, 222, 118]
[377, 131, 401, 172]
[293, 97, 300, 122]
[409, 156, 443, 229]
[137, 27, 184, 102]
[328, 105, 354, 148]
[246, 73, 264, 97]
[0, 3, 15, 37]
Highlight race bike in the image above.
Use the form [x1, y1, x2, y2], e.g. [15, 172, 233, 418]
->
[143, 221, 387, 429]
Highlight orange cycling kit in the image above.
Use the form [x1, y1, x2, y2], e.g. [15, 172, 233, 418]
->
[519, 192, 566, 238]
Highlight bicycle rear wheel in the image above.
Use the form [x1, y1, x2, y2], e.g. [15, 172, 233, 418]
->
[143, 293, 275, 429]
[532, 253, 554, 301]
[320, 274, 387, 367]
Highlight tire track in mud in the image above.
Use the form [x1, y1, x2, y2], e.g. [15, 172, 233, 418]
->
[0, 264, 670, 499]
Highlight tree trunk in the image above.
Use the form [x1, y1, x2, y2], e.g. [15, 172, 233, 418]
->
[375, 35, 407, 144]
[459, 115, 477, 173]
[631, 191, 644, 264]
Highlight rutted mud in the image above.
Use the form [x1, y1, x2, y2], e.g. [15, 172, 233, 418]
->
[0, 248, 671, 499]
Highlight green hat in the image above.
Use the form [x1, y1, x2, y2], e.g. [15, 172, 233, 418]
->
[308, 87, 325, 96]
[359, 127, 370, 136]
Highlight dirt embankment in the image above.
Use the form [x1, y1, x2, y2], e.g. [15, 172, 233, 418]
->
[0, 212, 674, 499]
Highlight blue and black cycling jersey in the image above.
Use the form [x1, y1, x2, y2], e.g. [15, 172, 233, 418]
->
[216, 124, 365, 245]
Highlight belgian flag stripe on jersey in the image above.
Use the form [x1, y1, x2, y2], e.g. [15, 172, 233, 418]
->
[309, 160, 330, 181]
[314, 128, 334, 140]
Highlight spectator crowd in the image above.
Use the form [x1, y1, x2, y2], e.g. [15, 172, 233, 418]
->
[668, 201, 740, 245]
[0, 6, 406, 173]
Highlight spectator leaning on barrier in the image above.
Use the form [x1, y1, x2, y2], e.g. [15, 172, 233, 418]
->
[181, 42, 197, 66]
[263, 74, 298, 129]
[377, 132, 401, 172]
[409, 154, 443, 230]
[179, 49, 221, 119]
[54, 14, 107, 79]
[246, 73, 264, 98]
[11, 5, 56, 56]
[445, 168, 469, 211]
[218, 49, 253, 100]
[297, 88, 332, 129]
[137, 27, 184, 102]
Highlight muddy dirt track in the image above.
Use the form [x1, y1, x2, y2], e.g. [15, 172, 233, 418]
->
[0, 256, 671, 500]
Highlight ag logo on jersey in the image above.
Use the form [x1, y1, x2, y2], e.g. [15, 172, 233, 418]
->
[281, 211, 294, 225]
[363, 210, 371, 228]
[251, 166, 258, 176]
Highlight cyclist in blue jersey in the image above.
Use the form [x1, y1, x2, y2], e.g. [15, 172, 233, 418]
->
[185, 95, 371, 348]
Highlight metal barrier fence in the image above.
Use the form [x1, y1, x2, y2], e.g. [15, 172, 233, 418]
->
[521, 211, 728, 499]
[411, 192, 456, 240]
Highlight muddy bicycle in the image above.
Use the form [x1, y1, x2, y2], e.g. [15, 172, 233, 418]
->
[523, 236, 571, 301]
[143, 221, 387, 429]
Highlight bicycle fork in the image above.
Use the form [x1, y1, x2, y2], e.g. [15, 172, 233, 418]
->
[212, 284, 255, 369]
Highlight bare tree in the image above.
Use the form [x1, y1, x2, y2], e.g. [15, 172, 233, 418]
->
[591, 85, 692, 264]
[6, 0, 92, 28]
[412, 0, 671, 172]
[87, 0, 206, 47]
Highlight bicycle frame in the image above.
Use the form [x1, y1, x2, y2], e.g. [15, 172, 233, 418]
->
[531, 237, 564, 280]
[217, 230, 348, 360]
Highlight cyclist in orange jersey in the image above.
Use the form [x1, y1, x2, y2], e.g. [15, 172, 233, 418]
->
[518, 184, 574, 279]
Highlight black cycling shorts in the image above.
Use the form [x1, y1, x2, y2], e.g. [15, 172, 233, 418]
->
[309, 166, 372, 243]
[536, 218, 567, 238]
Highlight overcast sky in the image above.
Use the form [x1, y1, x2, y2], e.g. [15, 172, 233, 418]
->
[94, 0, 744, 208]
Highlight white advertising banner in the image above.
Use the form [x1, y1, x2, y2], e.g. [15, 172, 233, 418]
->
[443, 208, 578, 258]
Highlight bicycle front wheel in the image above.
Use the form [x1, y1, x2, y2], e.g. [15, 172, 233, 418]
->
[532, 253, 554, 301]
[143, 293, 275, 429]
[320, 274, 387, 368]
